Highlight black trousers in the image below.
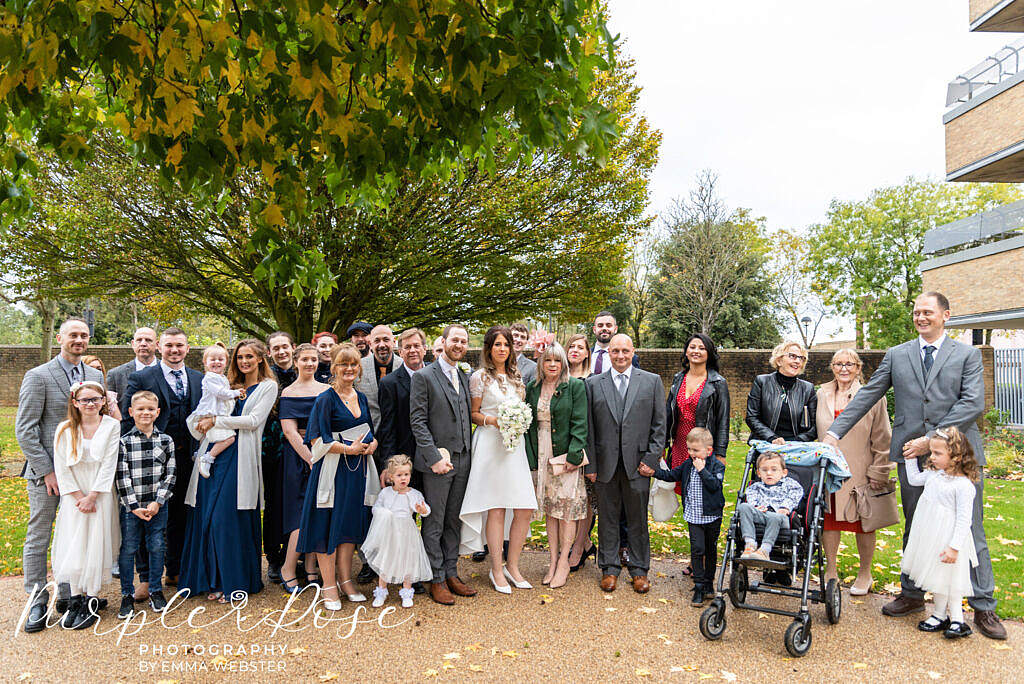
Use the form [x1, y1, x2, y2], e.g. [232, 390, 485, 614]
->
[688, 519, 722, 591]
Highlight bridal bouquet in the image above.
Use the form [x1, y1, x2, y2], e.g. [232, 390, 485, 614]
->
[497, 398, 533, 451]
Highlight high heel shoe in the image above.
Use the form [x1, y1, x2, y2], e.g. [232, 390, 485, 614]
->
[503, 565, 532, 589]
[570, 545, 596, 572]
[280, 576, 301, 595]
[321, 588, 342, 611]
[489, 570, 512, 595]
[339, 579, 366, 602]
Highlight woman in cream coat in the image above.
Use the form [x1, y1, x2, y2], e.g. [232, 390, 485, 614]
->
[816, 348, 892, 595]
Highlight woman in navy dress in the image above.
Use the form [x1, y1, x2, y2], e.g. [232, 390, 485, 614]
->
[297, 343, 378, 609]
[278, 344, 330, 591]
[180, 339, 278, 601]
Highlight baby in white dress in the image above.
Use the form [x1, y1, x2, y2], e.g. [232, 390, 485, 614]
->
[191, 343, 245, 478]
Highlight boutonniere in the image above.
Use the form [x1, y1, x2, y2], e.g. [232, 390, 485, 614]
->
[457, 361, 471, 375]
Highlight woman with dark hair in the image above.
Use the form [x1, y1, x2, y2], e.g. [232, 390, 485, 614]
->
[459, 326, 538, 594]
[665, 334, 730, 470]
[180, 339, 279, 601]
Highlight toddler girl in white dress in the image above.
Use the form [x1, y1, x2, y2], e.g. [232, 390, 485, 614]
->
[360, 455, 432, 608]
[901, 426, 980, 639]
[192, 343, 245, 478]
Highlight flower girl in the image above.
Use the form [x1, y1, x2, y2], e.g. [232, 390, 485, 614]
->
[52, 381, 121, 630]
[901, 426, 980, 639]
[360, 455, 433, 608]
[193, 342, 245, 478]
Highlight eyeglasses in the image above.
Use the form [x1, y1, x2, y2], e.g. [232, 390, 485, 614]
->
[785, 353, 807, 362]
[75, 397, 104, 406]
[831, 362, 859, 370]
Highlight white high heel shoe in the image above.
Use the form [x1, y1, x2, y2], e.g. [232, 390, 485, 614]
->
[489, 570, 512, 595]
[321, 588, 343, 611]
[339, 579, 366, 602]
[503, 566, 533, 589]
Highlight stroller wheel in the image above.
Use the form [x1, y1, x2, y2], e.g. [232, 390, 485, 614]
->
[728, 566, 747, 608]
[784, 619, 812, 657]
[699, 604, 727, 641]
[824, 578, 842, 624]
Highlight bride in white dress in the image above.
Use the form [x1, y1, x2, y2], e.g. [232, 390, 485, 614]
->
[459, 326, 538, 593]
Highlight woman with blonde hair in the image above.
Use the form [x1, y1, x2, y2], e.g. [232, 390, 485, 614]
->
[816, 348, 892, 594]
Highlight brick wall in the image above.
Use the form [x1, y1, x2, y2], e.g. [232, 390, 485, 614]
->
[3, 346, 995, 423]
[922, 246, 1024, 317]
[945, 79, 1024, 175]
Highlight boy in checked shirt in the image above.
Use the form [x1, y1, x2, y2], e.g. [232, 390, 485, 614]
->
[116, 391, 175, 618]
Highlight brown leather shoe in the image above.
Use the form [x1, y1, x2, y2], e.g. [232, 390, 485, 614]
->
[881, 594, 925, 617]
[974, 610, 1008, 640]
[446, 576, 477, 597]
[600, 574, 617, 592]
[632, 575, 651, 594]
[429, 582, 455, 605]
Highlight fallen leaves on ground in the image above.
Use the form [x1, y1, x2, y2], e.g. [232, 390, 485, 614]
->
[423, 669, 439, 677]
[465, 642, 482, 651]
[853, 663, 868, 669]
[721, 671, 738, 682]
[638, 606, 658, 614]
[317, 673, 340, 682]
[927, 672, 943, 680]
[287, 647, 307, 656]
[501, 650, 520, 658]
[442, 652, 461, 660]
[468, 664, 483, 672]
[636, 667, 652, 677]
[991, 643, 1012, 651]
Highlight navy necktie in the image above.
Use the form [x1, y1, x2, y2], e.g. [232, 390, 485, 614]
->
[171, 369, 185, 398]
[923, 345, 935, 376]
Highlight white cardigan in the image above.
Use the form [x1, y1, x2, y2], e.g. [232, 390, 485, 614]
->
[185, 378, 277, 510]
[53, 415, 120, 494]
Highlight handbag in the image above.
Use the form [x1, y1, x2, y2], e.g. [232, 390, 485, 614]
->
[549, 449, 589, 476]
[648, 459, 679, 522]
[843, 479, 899, 533]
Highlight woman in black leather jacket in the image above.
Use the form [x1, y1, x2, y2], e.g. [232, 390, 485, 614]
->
[746, 341, 817, 444]
[665, 333, 730, 466]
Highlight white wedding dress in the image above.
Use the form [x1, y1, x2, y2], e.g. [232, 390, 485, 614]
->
[459, 371, 537, 554]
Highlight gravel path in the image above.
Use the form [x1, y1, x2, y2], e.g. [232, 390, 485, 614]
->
[2, 551, 1019, 682]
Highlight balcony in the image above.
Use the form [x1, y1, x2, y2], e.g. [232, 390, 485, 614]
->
[945, 38, 1024, 181]
[971, 0, 1024, 32]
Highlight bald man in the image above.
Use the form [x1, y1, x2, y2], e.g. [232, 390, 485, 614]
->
[109, 327, 159, 413]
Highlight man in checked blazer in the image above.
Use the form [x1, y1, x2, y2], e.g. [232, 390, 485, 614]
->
[824, 291, 1005, 640]
[16, 318, 104, 633]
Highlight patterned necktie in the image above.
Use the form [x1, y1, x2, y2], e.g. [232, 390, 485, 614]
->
[69, 365, 80, 385]
[450, 368, 460, 394]
[617, 372, 628, 399]
[923, 345, 935, 376]
[595, 349, 606, 374]
[171, 369, 185, 398]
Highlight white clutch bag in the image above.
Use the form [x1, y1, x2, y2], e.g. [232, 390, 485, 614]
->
[648, 459, 679, 522]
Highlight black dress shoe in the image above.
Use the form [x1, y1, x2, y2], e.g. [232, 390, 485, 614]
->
[72, 596, 100, 630]
[356, 565, 378, 584]
[55, 597, 70, 614]
[61, 596, 83, 629]
[691, 588, 705, 606]
[267, 564, 282, 583]
[918, 616, 951, 633]
[25, 602, 48, 633]
[944, 621, 973, 639]
[471, 549, 488, 563]
[412, 581, 426, 595]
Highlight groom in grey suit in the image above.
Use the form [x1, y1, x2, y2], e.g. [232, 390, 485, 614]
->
[585, 334, 666, 594]
[824, 292, 1004, 640]
[16, 318, 104, 633]
[409, 324, 477, 605]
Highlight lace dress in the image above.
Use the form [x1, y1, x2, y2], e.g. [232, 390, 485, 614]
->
[534, 386, 587, 520]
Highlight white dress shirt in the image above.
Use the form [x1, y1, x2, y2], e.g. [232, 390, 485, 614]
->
[918, 333, 947, 363]
[403, 362, 422, 376]
[436, 355, 460, 393]
[612, 365, 632, 396]
[160, 360, 188, 396]
[591, 344, 611, 374]
[135, 357, 158, 372]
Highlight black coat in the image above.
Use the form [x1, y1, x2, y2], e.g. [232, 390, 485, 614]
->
[665, 369, 730, 461]
[653, 456, 725, 517]
[745, 372, 818, 443]
[120, 364, 203, 436]
[377, 364, 416, 472]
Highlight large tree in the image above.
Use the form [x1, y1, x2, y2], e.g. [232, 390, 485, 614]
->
[806, 178, 1023, 348]
[3, 56, 658, 340]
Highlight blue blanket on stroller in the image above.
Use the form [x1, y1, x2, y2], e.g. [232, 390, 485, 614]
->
[749, 440, 852, 494]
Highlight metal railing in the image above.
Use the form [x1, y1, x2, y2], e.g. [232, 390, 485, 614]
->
[946, 37, 1024, 107]
[995, 348, 1024, 426]
[923, 199, 1024, 254]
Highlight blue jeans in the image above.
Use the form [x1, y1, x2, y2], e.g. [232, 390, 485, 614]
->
[119, 506, 168, 596]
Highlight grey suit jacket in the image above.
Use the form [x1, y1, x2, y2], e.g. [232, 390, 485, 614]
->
[517, 353, 537, 386]
[355, 353, 402, 431]
[108, 359, 152, 412]
[15, 357, 104, 479]
[585, 368, 667, 482]
[829, 337, 986, 464]
[409, 361, 472, 472]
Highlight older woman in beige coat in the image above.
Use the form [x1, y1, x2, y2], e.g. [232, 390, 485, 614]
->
[816, 349, 892, 596]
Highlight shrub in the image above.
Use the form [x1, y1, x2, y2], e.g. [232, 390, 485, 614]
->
[985, 436, 1024, 479]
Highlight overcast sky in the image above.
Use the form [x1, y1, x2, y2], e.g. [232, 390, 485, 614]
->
[606, 0, 1012, 232]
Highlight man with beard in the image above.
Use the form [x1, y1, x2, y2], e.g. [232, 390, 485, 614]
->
[347, 321, 374, 358]
[17, 318, 105, 632]
[590, 311, 640, 375]
[311, 331, 337, 384]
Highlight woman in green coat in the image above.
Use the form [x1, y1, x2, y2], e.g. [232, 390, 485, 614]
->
[525, 343, 589, 589]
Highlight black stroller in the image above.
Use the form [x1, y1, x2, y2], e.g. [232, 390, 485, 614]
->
[699, 441, 849, 656]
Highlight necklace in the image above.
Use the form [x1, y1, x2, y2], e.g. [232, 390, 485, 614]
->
[343, 451, 363, 472]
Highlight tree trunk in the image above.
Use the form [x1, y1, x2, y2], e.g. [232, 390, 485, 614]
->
[36, 298, 56, 364]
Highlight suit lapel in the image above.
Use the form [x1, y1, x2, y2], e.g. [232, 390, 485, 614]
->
[622, 371, 641, 420]
[47, 358, 72, 397]
[925, 339, 955, 390]
[187, 368, 203, 409]
[906, 342, 926, 390]
[150, 365, 173, 409]
[431, 362, 459, 414]
[599, 372, 622, 424]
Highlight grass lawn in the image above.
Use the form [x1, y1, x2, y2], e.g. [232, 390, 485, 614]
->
[0, 405, 1021, 619]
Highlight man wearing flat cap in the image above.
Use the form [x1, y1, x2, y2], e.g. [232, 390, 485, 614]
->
[347, 321, 373, 358]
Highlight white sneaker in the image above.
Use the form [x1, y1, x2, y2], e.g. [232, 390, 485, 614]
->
[399, 587, 414, 608]
[372, 586, 388, 608]
[198, 455, 213, 479]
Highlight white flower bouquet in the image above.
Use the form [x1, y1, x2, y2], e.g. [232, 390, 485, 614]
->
[496, 398, 533, 452]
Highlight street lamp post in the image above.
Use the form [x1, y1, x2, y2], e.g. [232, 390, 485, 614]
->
[800, 316, 812, 346]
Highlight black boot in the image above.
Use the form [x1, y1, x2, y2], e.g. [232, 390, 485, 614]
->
[72, 596, 101, 630]
[60, 596, 83, 629]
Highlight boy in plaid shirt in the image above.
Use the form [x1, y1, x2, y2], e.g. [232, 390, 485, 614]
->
[116, 391, 175, 617]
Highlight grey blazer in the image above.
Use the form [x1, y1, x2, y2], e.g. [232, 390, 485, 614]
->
[15, 357, 104, 479]
[355, 353, 402, 431]
[829, 337, 986, 464]
[517, 353, 537, 386]
[585, 368, 667, 482]
[409, 361, 472, 472]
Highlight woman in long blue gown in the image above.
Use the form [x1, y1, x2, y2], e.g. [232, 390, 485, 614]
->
[180, 339, 278, 601]
[297, 343, 377, 607]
